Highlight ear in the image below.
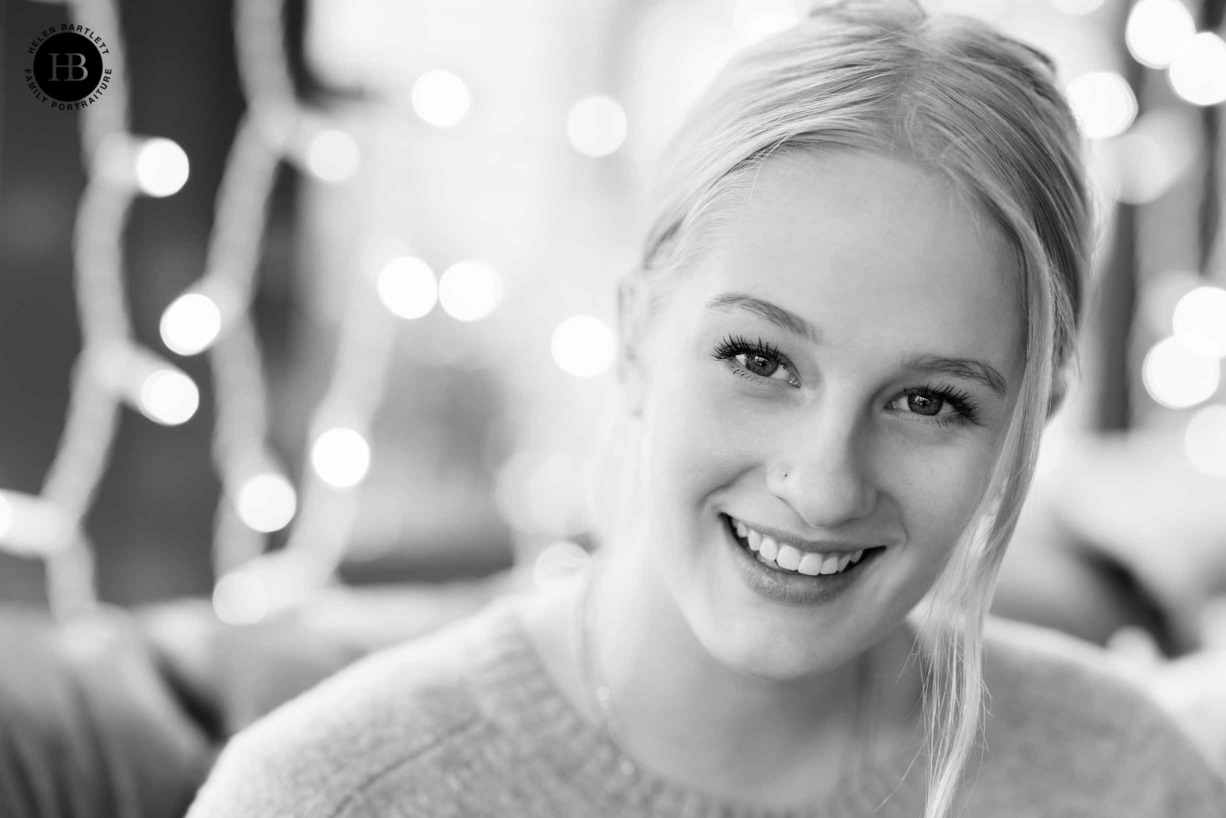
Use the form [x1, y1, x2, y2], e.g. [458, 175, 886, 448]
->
[617, 273, 648, 417]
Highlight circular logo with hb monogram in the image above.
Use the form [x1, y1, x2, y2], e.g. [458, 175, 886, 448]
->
[25, 25, 113, 110]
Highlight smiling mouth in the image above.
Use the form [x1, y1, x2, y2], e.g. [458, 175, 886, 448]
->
[721, 514, 887, 577]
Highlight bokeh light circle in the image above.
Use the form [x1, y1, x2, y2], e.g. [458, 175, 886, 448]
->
[235, 473, 298, 533]
[412, 69, 471, 128]
[551, 315, 616, 378]
[438, 260, 503, 322]
[134, 137, 190, 197]
[567, 95, 628, 158]
[160, 292, 222, 356]
[1169, 33, 1226, 107]
[1172, 286, 1226, 358]
[1065, 71, 1137, 140]
[377, 256, 438, 320]
[310, 427, 371, 488]
[138, 369, 200, 425]
[305, 129, 360, 182]
[1142, 336, 1221, 409]
[213, 571, 269, 625]
[1125, 0, 1196, 69]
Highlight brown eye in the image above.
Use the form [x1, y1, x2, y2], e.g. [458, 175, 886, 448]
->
[740, 353, 780, 378]
[906, 392, 944, 416]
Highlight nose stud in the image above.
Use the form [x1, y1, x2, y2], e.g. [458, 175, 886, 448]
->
[782, 471, 788, 479]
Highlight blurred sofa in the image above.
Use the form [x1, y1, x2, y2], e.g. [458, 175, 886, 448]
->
[0, 573, 515, 818]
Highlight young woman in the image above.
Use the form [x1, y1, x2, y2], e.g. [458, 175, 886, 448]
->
[188, 2, 1226, 815]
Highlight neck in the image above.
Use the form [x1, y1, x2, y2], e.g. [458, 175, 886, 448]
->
[580, 549, 922, 802]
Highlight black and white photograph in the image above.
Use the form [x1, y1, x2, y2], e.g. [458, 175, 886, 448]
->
[1, 0, 1226, 816]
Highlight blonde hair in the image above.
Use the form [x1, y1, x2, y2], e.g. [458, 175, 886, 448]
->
[621, 2, 1091, 816]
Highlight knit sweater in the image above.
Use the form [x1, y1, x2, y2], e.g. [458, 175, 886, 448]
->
[186, 594, 1226, 817]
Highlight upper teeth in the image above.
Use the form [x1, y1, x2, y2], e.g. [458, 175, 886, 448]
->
[733, 518, 864, 576]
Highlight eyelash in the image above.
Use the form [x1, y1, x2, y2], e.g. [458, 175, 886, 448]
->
[711, 334, 798, 386]
[710, 335, 983, 428]
[899, 384, 982, 428]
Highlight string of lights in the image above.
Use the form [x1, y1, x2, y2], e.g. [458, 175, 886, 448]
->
[25, 0, 194, 618]
[6, 0, 1225, 624]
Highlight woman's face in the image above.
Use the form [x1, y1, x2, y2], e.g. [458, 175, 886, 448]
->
[624, 150, 1025, 681]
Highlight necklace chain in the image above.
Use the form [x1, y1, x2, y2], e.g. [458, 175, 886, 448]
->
[579, 569, 639, 777]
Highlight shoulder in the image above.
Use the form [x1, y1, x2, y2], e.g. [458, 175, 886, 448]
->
[981, 615, 1150, 722]
[186, 600, 516, 818]
[971, 616, 1226, 816]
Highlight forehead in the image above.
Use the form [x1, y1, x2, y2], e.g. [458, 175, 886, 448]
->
[689, 151, 1022, 372]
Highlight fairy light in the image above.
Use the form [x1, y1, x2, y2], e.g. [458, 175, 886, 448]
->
[133, 137, 190, 197]
[211, 548, 330, 623]
[377, 256, 437, 319]
[551, 315, 616, 378]
[160, 292, 223, 355]
[411, 69, 471, 128]
[438, 260, 504, 322]
[1142, 336, 1221, 409]
[0, 490, 78, 559]
[1065, 71, 1137, 140]
[234, 471, 297, 532]
[310, 427, 371, 489]
[305, 128, 361, 182]
[1185, 405, 1226, 477]
[212, 569, 270, 625]
[1168, 33, 1226, 107]
[1125, 0, 1196, 69]
[21, 0, 391, 618]
[1172, 286, 1226, 358]
[28, 0, 143, 617]
[566, 95, 628, 158]
[138, 368, 201, 425]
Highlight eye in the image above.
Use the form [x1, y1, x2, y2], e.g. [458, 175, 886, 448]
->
[740, 352, 781, 378]
[888, 385, 982, 428]
[711, 334, 800, 387]
[905, 391, 944, 416]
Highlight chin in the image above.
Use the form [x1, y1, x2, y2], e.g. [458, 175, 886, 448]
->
[688, 600, 866, 683]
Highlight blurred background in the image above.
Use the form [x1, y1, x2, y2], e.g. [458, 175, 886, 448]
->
[2, 0, 1226, 758]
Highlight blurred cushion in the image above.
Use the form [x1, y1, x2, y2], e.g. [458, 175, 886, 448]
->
[0, 605, 213, 818]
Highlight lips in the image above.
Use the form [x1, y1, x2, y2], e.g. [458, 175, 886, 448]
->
[728, 516, 868, 576]
[720, 513, 886, 605]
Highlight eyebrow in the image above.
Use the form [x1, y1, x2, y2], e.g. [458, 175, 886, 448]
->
[703, 292, 821, 344]
[704, 291, 1009, 398]
[900, 354, 1009, 398]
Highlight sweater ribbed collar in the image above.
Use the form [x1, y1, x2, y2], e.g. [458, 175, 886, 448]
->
[467, 595, 926, 818]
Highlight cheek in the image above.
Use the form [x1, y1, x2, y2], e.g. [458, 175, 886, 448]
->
[891, 439, 997, 553]
[641, 366, 752, 507]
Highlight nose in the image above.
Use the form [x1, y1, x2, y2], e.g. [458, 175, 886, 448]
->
[766, 407, 877, 529]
